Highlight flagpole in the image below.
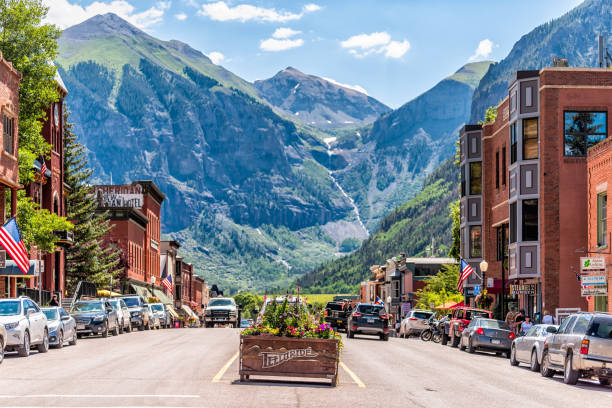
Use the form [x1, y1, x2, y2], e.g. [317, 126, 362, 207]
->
[39, 160, 43, 305]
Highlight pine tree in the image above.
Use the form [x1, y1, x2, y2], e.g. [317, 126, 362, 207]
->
[63, 111, 121, 292]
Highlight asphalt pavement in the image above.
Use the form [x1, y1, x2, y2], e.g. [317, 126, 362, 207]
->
[0, 328, 610, 407]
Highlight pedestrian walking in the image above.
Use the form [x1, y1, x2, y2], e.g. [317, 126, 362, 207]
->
[505, 306, 516, 327]
[520, 316, 533, 333]
[542, 310, 557, 325]
[514, 309, 526, 333]
[49, 294, 59, 307]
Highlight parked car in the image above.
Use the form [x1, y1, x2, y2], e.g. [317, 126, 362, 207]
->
[119, 296, 150, 331]
[347, 303, 390, 341]
[0, 296, 49, 357]
[510, 324, 558, 371]
[42, 307, 77, 348]
[324, 301, 350, 331]
[0, 320, 6, 364]
[205, 297, 238, 328]
[147, 305, 161, 329]
[399, 309, 434, 338]
[540, 312, 612, 385]
[108, 298, 132, 333]
[441, 306, 492, 347]
[71, 299, 119, 337]
[240, 319, 250, 328]
[459, 318, 514, 356]
[150, 303, 171, 328]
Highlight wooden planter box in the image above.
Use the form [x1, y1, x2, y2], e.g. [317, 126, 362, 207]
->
[239, 335, 339, 386]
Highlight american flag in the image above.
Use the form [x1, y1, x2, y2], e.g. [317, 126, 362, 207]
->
[0, 218, 30, 274]
[161, 274, 173, 294]
[457, 259, 475, 292]
[40, 159, 47, 183]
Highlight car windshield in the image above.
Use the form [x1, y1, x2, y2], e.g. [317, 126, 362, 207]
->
[326, 303, 344, 311]
[479, 319, 510, 330]
[0, 301, 21, 316]
[588, 316, 612, 339]
[122, 298, 141, 307]
[71, 302, 104, 313]
[357, 305, 384, 315]
[465, 310, 490, 320]
[109, 300, 120, 309]
[151, 304, 164, 312]
[209, 299, 233, 307]
[413, 312, 433, 320]
[42, 309, 59, 320]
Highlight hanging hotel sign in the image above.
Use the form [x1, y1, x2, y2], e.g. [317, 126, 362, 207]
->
[580, 257, 606, 274]
[510, 284, 536, 295]
[94, 185, 143, 208]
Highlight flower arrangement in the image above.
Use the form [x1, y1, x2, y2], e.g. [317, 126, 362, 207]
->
[242, 298, 342, 347]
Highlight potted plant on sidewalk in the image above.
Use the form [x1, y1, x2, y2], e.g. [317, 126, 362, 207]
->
[239, 297, 342, 386]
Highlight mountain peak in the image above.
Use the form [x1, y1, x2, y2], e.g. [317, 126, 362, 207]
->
[63, 13, 146, 41]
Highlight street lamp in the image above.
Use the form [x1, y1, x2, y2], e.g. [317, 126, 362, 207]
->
[479, 260, 488, 294]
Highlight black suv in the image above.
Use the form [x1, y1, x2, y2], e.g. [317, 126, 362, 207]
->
[347, 303, 390, 341]
[70, 300, 119, 338]
[324, 301, 350, 331]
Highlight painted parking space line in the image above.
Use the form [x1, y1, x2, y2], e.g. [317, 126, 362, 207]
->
[212, 351, 240, 382]
[0, 395, 200, 399]
[339, 361, 365, 388]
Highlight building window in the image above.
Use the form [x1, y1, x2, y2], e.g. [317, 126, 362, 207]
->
[469, 226, 482, 258]
[495, 151, 500, 189]
[522, 199, 539, 241]
[564, 111, 607, 156]
[502, 146, 507, 185]
[496, 225, 509, 261]
[460, 227, 466, 258]
[598, 192, 607, 247]
[460, 165, 466, 197]
[510, 202, 517, 243]
[510, 123, 518, 164]
[3, 114, 14, 155]
[469, 162, 482, 195]
[523, 118, 538, 159]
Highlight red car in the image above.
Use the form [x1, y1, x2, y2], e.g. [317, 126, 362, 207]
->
[441, 306, 492, 347]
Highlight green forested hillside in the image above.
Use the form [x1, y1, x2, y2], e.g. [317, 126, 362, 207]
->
[298, 158, 459, 293]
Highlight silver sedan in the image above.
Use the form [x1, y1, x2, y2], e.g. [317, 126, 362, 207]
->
[510, 324, 558, 371]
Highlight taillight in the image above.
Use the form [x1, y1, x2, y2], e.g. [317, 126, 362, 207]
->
[324, 310, 328, 316]
[352, 312, 362, 318]
[380, 314, 389, 319]
[409, 317, 418, 321]
[580, 339, 590, 355]
[476, 327, 484, 335]
[384, 328, 389, 332]
[460, 319, 470, 327]
[508, 332, 515, 340]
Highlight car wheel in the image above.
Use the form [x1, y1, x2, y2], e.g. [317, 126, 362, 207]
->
[540, 350, 555, 378]
[599, 377, 610, 386]
[530, 349, 540, 372]
[138, 324, 144, 331]
[347, 328, 354, 339]
[451, 334, 460, 348]
[102, 322, 109, 338]
[126, 322, 132, 333]
[119, 320, 124, 334]
[564, 354, 580, 385]
[432, 332, 442, 344]
[441, 332, 449, 345]
[510, 346, 519, 366]
[459, 337, 466, 351]
[467, 337, 475, 354]
[112, 322, 119, 336]
[18, 331, 30, 357]
[56, 330, 64, 349]
[37, 329, 49, 353]
[0, 337, 4, 364]
[69, 331, 77, 346]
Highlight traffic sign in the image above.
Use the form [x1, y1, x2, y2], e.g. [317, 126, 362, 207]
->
[474, 285, 481, 296]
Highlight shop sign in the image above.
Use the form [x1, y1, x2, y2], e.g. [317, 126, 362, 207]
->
[582, 286, 608, 296]
[582, 275, 607, 285]
[94, 185, 143, 208]
[580, 257, 606, 274]
[0, 250, 5, 268]
[510, 284, 536, 295]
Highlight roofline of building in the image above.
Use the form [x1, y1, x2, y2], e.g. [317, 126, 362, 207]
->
[588, 136, 612, 160]
[462, 124, 482, 132]
[134, 180, 165, 204]
[161, 240, 181, 249]
[404, 257, 458, 265]
[0, 53, 22, 80]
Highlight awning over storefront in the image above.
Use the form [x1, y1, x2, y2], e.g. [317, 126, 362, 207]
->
[129, 282, 153, 299]
[153, 288, 172, 305]
[166, 304, 179, 319]
[181, 304, 196, 318]
[0, 260, 37, 277]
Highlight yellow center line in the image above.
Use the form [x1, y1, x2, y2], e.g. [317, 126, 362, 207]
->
[339, 361, 366, 388]
[212, 351, 239, 383]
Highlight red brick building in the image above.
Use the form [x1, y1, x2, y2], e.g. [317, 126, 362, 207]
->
[587, 137, 611, 313]
[462, 67, 612, 320]
[95, 181, 165, 297]
[0, 54, 21, 298]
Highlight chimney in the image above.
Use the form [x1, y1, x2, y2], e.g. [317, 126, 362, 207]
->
[552, 57, 569, 67]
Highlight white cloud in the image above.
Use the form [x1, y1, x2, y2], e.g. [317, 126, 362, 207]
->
[322, 77, 368, 95]
[207, 51, 225, 65]
[198, 1, 320, 23]
[469, 39, 495, 62]
[260, 38, 304, 52]
[273, 27, 301, 39]
[44, 0, 170, 29]
[341, 32, 410, 59]
[175, 13, 187, 21]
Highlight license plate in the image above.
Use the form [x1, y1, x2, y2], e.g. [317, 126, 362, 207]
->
[491, 339, 500, 345]
[77, 324, 85, 330]
[337, 320, 343, 323]
[367, 318, 375, 324]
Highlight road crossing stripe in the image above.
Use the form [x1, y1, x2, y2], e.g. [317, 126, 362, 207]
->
[339, 361, 366, 388]
[0, 395, 199, 398]
[212, 351, 239, 382]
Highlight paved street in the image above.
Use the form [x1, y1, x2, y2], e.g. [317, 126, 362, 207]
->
[1, 328, 610, 407]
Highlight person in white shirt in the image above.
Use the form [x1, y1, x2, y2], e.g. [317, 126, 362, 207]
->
[520, 316, 533, 333]
[542, 310, 557, 325]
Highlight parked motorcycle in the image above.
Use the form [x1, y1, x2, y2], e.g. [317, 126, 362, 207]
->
[420, 316, 447, 343]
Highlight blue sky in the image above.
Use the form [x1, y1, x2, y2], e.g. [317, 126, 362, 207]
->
[47, 0, 585, 108]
